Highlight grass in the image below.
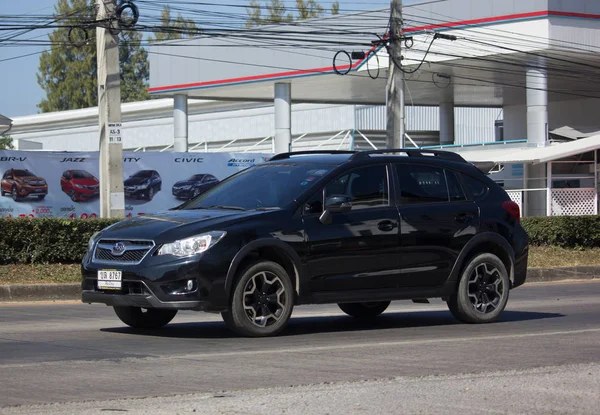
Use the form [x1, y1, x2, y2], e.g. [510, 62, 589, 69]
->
[0, 264, 81, 285]
[0, 246, 599, 285]
[528, 246, 600, 269]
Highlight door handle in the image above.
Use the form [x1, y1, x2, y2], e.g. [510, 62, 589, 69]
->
[378, 220, 398, 232]
[455, 213, 474, 223]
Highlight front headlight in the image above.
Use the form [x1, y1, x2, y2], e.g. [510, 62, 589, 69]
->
[158, 231, 227, 257]
[181, 185, 192, 190]
[74, 183, 84, 189]
[88, 231, 101, 250]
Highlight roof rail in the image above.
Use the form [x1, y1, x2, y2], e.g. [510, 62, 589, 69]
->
[349, 149, 468, 164]
[269, 150, 357, 161]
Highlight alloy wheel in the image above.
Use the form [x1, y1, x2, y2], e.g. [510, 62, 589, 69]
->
[242, 271, 287, 328]
[467, 262, 505, 314]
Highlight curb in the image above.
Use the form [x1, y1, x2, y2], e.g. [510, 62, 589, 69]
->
[1, 266, 600, 302]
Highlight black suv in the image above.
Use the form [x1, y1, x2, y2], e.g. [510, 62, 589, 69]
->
[82, 150, 528, 337]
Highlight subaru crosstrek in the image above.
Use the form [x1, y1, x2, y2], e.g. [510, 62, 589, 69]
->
[61, 170, 100, 202]
[82, 150, 529, 337]
[1, 168, 48, 201]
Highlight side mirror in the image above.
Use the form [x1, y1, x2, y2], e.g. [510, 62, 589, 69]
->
[319, 195, 352, 225]
[325, 195, 352, 213]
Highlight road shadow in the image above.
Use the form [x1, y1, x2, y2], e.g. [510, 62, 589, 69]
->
[100, 309, 564, 339]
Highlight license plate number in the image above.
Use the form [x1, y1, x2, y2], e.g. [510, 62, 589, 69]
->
[98, 270, 122, 290]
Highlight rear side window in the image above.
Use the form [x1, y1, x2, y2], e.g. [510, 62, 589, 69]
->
[461, 174, 489, 201]
[396, 164, 448, 204]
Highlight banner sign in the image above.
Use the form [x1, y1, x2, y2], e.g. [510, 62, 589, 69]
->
[0, 150, 271, 219]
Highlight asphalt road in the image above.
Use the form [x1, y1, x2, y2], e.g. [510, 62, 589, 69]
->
[1, 281, 599, 413]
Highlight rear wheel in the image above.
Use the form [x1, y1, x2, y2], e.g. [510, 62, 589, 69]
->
[447, 253, 509, 324]
[113, 306, 177, 329]
[221, 261, 294, 337]
[338, 301, 390, 318]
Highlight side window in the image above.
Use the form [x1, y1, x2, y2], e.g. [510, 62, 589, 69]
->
[396, 164, 448, 205]
[446, 170, 466, 202]
[326, 165, 389, 210]
[461, 174, 489, 201]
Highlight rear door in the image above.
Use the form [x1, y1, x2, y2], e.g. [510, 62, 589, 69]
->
[395, 163, 479, 288]
[303, 164, 401, 293]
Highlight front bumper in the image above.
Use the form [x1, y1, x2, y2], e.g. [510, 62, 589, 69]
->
[82, 281, 207, 310]
[124, 187, 148, 198]
[20, 185, 48, 197]
[172, 188, 193, 199]
[81, 248, 234, 311]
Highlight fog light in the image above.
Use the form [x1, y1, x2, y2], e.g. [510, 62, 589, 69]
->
[186, 279, 194, 291]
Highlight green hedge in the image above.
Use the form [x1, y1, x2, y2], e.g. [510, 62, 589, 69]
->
[0, 215, 599, 265]
[0, 218, 119, 265]
[521, 216, 600, 248]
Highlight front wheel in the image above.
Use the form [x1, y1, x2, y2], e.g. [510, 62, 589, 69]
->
[447, 253, 510, 324]
[338, 301, 390, 318]
[113, 306, 177, 329]
[222, 261, 294, 337]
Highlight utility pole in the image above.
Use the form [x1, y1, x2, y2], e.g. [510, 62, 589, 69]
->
[386, 0, 405, 149]
[97, 0, 124, 218]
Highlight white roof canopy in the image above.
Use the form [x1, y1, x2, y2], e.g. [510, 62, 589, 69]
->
[452, 134, 600, 165]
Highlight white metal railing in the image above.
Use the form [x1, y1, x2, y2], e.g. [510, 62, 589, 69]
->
[504, 188, 598, 217]
[550, 188, 597, 216]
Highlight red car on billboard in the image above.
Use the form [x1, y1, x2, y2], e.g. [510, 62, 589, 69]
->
[60, 170, 100, 202]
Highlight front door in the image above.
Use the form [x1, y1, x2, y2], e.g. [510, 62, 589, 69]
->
[303, 164, 401, 293]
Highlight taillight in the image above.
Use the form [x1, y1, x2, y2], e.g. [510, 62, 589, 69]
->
[502, 200, 521, 222]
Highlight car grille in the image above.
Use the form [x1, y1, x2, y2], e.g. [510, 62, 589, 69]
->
[93, 239, 154, 264]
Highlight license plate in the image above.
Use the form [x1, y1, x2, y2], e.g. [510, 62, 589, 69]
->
[35, 189, 43, 193]
[98, 270, 122, 290]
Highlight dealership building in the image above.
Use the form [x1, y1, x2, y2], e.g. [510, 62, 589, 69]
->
[9, 0, 600, 217]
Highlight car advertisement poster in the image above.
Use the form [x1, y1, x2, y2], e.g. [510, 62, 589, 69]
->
[0, 150, 271, 219]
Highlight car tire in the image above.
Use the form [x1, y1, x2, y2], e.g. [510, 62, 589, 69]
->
[12, 186, 21, 202]
[147, 187, 154, 200]
[447, 253, 510, 324]
[0, 188, 5, 196]
[70, 190, 78, 202]
[338, 301, 390, 318]
[113, 306, 177, 329]
[221, 261, 294, 337]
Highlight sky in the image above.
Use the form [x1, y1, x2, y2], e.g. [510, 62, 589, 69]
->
[0, 0, 396, 119]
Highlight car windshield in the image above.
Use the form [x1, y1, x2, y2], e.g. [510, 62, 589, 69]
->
[72, 170, 94, 179]
[13, 170, 33, 177]
[189, 174, 206, 181]
[132, 171, 152, 178]
[181, 163, 334, 210]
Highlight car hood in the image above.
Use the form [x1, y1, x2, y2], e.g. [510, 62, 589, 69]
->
[97, 209, 268, 243]
[173, 180, 199, 187]
[72, 178, 99, 186]
[124, 177, 149, 186]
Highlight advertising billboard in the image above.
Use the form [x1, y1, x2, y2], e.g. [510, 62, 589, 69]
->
[0, 150, 270, 218]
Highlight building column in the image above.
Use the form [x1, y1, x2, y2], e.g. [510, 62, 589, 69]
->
[526, 65, 548, 147]
[439, 101, 455, 146]
[174, 94, 188, 152]
[525, 63, 549, 215]
[274, 83, 291, 154]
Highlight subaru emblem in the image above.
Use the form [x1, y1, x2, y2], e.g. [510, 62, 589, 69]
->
[111, 242, 127, 256]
